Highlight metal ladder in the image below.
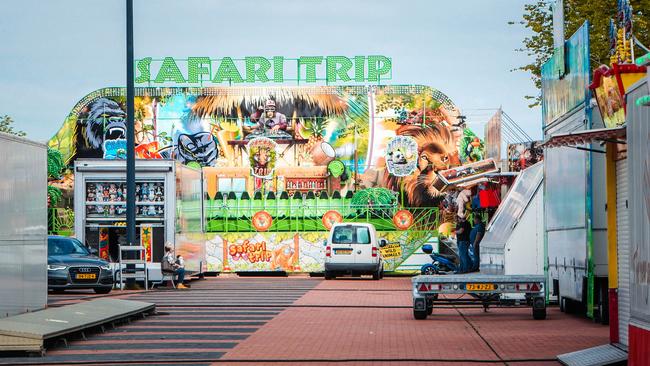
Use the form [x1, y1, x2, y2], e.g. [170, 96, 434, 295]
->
[117, 245, 148, 290]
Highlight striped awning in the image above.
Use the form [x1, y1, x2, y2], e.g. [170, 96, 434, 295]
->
[541, 126, 626, 148]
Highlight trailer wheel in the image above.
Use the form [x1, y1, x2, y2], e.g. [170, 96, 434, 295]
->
[426, 299, 434, 315]
[533, 307, 547, 320]
[324, 271, 334, 280]
[414, 309, 428, 320]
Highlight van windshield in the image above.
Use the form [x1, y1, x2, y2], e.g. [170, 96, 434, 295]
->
[332, 226, 371, 244]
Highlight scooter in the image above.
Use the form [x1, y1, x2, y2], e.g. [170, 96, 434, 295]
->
[420, 242, 459, 275]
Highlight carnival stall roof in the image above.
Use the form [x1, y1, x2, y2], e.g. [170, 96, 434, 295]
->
[191, 86, 349, 118]
[540, 126, 626, 148]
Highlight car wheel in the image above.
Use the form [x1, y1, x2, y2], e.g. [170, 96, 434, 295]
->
[94, 288, 112, 294]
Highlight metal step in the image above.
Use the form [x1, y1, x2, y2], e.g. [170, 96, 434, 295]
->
[557, 344, 627, 366]
[120, 273, 148, 279]
[120, 259, 146, 264]
[119, 246, 146, 251]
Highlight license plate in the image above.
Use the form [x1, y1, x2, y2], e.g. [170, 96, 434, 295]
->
[334, 249, 352, 255]
[466, 283, 495, 291]
[76, 273, 96, 280]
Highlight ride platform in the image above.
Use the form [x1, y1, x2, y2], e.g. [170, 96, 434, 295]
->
[0, 298, 155, 354]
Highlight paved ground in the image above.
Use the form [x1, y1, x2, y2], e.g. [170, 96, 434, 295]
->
[0, 276, 608, 365]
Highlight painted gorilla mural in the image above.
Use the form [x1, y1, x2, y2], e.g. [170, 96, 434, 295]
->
[77, 98, 127, 159]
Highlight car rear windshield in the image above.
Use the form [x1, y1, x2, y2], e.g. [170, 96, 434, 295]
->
[332, 226, 371, 244]
[48, 237, 90, 256]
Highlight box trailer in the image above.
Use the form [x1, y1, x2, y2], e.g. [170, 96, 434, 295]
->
[623, 75, 650, 364]
[0, 132, 47, 318]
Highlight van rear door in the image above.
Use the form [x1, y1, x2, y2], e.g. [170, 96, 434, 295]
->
[329, 225, 355, 263]
[352, 225, 374, 264]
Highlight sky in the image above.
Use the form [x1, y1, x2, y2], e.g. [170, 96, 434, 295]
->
[0, 0, 540, 142]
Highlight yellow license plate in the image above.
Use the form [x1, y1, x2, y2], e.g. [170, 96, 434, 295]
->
[76, 273, 97, 280]
[466, 283, 495, 291]
[335, 249, 352, 255]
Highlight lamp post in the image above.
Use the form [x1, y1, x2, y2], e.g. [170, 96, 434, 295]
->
[125, 0, 136, 288]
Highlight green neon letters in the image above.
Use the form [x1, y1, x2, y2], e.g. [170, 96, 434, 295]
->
[135, 56, 392, 85]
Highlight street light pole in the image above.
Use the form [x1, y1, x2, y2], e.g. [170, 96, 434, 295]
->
[125, 0, 136, 288]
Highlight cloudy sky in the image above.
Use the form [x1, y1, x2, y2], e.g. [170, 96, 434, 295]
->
[0, 0, 540, 142]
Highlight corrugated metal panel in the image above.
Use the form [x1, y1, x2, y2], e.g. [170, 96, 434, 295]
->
[616, 158, 630, 346]
[0, 133, 47, 318]
[626, 79, 650, 328]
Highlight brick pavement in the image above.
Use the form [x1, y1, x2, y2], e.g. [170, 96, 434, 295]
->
[2, 277, 610, 365]
[220, 277, 610, 365]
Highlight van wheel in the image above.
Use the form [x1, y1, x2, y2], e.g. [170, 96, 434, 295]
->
[533, 307, 547, 320]
[324, 271, 334, 280]
[372, 270, 381, 280]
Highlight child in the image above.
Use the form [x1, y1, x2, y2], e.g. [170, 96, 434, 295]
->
[175, 254, 185, 269]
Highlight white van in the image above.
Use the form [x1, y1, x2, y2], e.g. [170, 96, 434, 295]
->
[324, 223, 385, 280]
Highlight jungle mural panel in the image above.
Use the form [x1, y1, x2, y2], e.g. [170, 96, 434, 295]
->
[50, 86, 482, 201]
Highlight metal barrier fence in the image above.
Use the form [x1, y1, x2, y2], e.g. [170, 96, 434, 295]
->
[48, 208, 74, 236]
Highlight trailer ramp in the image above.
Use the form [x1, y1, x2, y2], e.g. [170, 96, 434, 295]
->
[557, 343, 627, 366]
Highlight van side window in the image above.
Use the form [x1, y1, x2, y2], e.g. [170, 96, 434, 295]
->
[356, 227, 371, 244]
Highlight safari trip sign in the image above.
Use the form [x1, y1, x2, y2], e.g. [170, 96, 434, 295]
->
[135, 56, 392, 85]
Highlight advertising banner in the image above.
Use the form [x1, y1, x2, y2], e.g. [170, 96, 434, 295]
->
[140, 225, 153, 262]
[593, 73, 625, 128]
[541, 22, 591, 127]
[205, 230, 437, 273]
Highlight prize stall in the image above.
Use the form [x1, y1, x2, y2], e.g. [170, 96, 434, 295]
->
[73, 159, 204, 280]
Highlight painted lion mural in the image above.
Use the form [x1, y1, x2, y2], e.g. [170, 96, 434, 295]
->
[384, 124, 461, 207]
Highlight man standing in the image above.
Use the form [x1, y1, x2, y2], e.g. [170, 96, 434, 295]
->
[469, 215, 485, 272]
[455, 215, 472, 273]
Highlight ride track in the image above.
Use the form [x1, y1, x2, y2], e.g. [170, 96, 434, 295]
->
[1, 277, 588, 366]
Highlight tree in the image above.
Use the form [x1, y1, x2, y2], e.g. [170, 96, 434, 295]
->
[511, 0, 650, 107]
[0, 115, 26, 136]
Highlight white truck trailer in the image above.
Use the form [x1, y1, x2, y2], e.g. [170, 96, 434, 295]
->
[0, 132, 48, 318]
[411, 163, 547, 320]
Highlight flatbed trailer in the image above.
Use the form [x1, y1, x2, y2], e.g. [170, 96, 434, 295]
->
[412, 274, 547, 320]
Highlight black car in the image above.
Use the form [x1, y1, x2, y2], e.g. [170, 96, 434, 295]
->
[48, 236, 113, 293]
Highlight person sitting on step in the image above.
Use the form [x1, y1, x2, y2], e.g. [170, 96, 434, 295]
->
[162, 243, 188, 289]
